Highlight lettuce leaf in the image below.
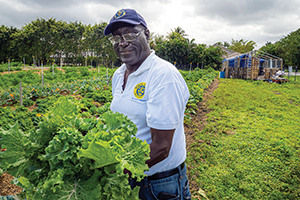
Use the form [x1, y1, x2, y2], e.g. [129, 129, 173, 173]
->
[0, 97, 150, 199]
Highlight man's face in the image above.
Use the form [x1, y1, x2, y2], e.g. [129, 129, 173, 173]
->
[112, 24, 150, 68]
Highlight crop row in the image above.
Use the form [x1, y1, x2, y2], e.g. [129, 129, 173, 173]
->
[0, 68, 218, 132]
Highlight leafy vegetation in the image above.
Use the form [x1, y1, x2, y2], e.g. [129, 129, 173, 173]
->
[151, 28, 224, 70]
[187, 79, 300, 199]
[260, 28, 300, 68]
[0, 68, 217, 199]
[216, 39, 257, 54]
[0, 67, 217, 123]
[0, 97, 149, 199]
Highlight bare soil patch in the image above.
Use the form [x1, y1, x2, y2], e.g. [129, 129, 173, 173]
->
[0, 172, 22, 196]
[184, 78, 220, 195]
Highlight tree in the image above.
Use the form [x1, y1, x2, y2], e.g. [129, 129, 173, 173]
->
[203, 46, 223, 70]
[228, 39, 257, 53]
[170, 27, 188, 38]
[259, 28, 300, 68]
[280, 28, 300, 67]
[18, 18, 61, 65]
[0, 25, 19, 63]
[83, 22, 117, 67]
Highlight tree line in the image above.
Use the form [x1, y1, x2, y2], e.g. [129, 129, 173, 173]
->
[2, 17, 298, 70]
[0, 18, 116, 68]
[259, 28, 300, 69]
[0, 18, 224, 70]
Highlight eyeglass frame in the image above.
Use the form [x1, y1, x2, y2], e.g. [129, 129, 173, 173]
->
[108, 29, 145, 45]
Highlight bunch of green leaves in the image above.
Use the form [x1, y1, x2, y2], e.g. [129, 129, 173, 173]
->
[0, 97, 149, 200]
[0, 106, 41, 131]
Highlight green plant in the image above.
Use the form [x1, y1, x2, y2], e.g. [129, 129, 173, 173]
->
[0, 97, 149, 199]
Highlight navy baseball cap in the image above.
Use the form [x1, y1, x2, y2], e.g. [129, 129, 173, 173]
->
[104, 9, 147, 36]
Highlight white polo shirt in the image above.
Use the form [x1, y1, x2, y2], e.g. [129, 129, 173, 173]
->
[110, 51, 190, 176]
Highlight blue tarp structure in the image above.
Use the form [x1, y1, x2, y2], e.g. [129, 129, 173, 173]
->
[223, 54, 265, 68]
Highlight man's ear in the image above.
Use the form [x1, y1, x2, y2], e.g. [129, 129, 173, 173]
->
[144, 29, 150, 42]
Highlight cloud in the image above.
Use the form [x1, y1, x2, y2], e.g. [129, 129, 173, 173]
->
[189, 0, 300, 25]
[0, 0, 299, 49]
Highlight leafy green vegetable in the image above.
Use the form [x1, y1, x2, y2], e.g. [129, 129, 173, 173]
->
[0, 97, 149, 199]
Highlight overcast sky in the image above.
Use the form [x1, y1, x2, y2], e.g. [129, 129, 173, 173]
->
[1, 0, 300, 49]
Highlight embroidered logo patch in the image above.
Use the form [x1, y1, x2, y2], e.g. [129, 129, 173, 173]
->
[114, 10, 126, 19]
[134, 82, 146, 99]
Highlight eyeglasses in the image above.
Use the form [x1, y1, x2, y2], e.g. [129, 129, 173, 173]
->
[109, 30, 144, 45]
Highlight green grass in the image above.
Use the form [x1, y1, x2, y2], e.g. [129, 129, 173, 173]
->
[187, 79, 300, 200]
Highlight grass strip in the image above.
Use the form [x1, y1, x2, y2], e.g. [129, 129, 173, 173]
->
[188, 79, 300, 200]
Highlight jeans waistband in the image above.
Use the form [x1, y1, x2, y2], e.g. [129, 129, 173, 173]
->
[147, 162, 185, 180]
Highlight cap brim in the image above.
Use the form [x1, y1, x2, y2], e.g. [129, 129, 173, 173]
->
[104, 19, 141, 36]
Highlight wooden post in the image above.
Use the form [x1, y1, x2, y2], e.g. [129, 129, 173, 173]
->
[106, 66, 108, 80]
[52, 62, 55, 78]
[20, 82, 23, 106]
[33, 56, 35, 67]
[237, 58, 240, 79]
[8, 58, 10, 73]
[41, 61, 44, 86]
[189, 62, 192, 77]
[225, 61, 229, 78]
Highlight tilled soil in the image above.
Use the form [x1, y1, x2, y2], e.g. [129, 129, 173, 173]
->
[0, 172, 22, 196]
[184, 78, 220, 195]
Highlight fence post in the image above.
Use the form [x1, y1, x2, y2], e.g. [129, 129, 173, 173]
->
[23, 57, 25, 68]
[52, 62, 55, 78]
[288, 66, 292, 79]
[106, 66, 108, 80]
[8, 58, 10, 73]
[189, 62, 192, 77]
[20, 82, 23, 106]
[60, 57, 62, 69]
[41, 61, 44, 86]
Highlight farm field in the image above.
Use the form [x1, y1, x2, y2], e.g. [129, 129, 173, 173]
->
[1, 66, 299, 199]
[0, 67, 217, 199]
[186, 78, 300, 200]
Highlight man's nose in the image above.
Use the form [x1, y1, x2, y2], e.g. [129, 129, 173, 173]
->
[119, 37, 128, 47]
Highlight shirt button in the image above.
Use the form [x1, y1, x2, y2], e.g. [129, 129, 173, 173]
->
[121, 91, 123, 94]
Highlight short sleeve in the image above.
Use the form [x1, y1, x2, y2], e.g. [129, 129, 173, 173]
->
[146, 69, 189, 130]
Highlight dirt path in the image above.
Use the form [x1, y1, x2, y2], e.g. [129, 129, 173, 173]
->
[184, 78, 220, 195]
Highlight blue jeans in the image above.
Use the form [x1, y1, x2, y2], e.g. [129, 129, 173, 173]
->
[129, 163, 191, 200]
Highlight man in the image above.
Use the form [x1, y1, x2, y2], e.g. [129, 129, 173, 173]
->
[104, 8, 191, 200]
